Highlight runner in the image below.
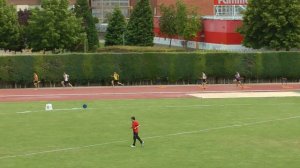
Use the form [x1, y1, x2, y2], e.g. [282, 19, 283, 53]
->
[111, 72, 124, 87]
[201, 72, 207, 89]
[33, 72, 40, 88]
[234, 72, 243, 88]
[61, 72, 73, 87]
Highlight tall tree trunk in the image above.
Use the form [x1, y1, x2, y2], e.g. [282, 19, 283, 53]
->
[169, 38, 172, 48]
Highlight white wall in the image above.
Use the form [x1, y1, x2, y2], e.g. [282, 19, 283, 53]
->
[154, 37, 252, 52]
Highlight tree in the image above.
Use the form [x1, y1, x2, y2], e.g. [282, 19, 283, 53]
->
[159, 4, 177, 47]
[182, 11, 201, 42]
[175, 0, 188, 39]
[239, 0, 300, 50]
[17, 9, 31, 51]
[74, 0, 99, 51]
[18, 9, 31, 26]
[125, 0, 154, 46]
[0, 0, 21, 51]
[105, 7, 126, 46]
[160, 0, 201, 48]
[27, 0, 85, 52]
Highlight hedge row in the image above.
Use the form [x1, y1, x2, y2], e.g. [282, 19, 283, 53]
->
[0, 52, 300, 87]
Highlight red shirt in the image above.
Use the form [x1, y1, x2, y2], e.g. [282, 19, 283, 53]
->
[132, 120, 139, 133]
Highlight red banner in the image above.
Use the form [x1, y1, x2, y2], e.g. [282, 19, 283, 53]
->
[214, 0, 248, 5]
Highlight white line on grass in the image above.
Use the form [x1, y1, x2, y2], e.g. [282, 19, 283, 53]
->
[10, 102, 299, 114]
[12, 104, 248, 114]
[0, 140, 128, 160]
[1, 115, 300, 160]
[164, 104, 252, 108]
[15, 108, 96, 114]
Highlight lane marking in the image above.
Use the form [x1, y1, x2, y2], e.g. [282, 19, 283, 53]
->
[2, 90, 300, 98]
[15, 108, 95, 114]
[1, 115, 299, 160]
[0, 92, 199, 98]
[7, 102, 298, 114]
[164, 104, 252, 108]
[16, 111, 33, 114]
[0, 140, 128, 160]
[189, 91, 300, 99]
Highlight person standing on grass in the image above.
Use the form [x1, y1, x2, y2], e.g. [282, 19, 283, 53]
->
[33, 72, 40, 88]
[131, 116, 144, 148]
[201, 72, 207, 89]
[111, 72, 124, 86]
[61, 72, 73, 87]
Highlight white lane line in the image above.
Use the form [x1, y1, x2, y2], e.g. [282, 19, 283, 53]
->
[12, 104, 251, 114]
[15, 108, 95, 114]
[0, 140, 128, 160]
[189, 91, 300, 99]
[147, 115, 300, 139]
[164, 104, 252, 108]
[10, 102, 299, 114]
[1, 115, 299, 160]
[16, 111, 33, 114]
[0, 91, 199, 98]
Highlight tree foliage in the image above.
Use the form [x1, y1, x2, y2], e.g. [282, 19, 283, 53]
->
[18, 9, 31, 26]
[105, 7, 126, 46]
[74, 0, 99, 51]
[27, 0, 85, 52]
[159, 4, 177, 47]
[159, 0, 201, 48]
[239, 0, 300, 50]
[182, 11, 201, 41]
[125, 0, 154, 46]
[0, 0, 21, 51]
[17, 9, 31, 51]
[175, 0, 188, 38]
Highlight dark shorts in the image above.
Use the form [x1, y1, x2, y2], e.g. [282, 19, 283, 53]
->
[235, 78, 240, 82]
[64, 81, 70, 85]
[133, 132, 139, 137]
[34, 80, 39, 84]
[202, 79, 207, 83]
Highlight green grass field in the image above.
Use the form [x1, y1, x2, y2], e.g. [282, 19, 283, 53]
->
[0, 97, 300, 168]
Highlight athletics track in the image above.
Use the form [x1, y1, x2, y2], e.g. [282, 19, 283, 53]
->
[0, 83, 300, 102]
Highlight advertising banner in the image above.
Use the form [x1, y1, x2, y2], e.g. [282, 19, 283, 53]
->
[214, 0, 248, 5]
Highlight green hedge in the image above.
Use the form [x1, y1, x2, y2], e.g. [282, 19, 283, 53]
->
[0, 52, 300, 87]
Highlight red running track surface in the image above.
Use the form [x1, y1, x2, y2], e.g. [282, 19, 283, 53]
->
[0, 83, 299, 102]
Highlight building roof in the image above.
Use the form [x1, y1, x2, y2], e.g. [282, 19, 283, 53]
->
[8, 0, 77, 5]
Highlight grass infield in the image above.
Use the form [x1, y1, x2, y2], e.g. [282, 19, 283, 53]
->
[0, 97, 300, 168]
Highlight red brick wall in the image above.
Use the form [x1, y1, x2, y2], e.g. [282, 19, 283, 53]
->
[156, 0, 214, 16]
[203, 19, 243, 44]
[130, 0, 214, 16]
[8, 0, 41, 5]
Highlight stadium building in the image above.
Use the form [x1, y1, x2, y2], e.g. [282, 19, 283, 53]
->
[8, 0, 77, 10]
[8, 0, 248, 50]
[150, 0, 249, 50]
